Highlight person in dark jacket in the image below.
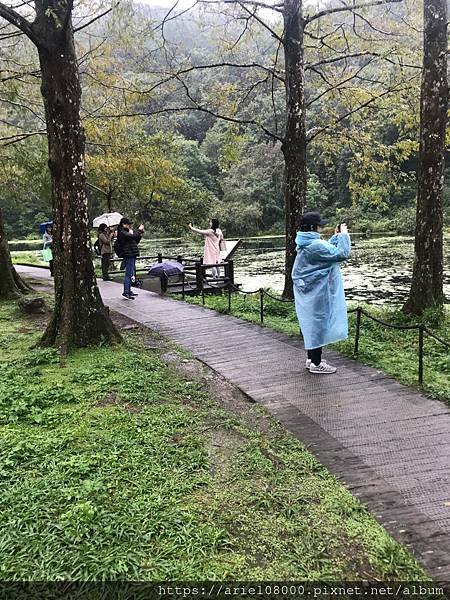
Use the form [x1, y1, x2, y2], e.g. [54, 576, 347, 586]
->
[117, 217, 145, 300]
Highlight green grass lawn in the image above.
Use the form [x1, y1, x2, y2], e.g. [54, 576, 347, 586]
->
[0, 298, 428, 581]
[11, 250, 46, 267]
[181, 292, 450, 403]
[11, 250, 104, 278]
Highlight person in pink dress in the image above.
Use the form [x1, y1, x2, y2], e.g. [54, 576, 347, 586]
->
[188, 218, 224, 278]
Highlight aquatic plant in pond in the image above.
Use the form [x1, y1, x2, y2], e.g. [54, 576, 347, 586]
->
[11, 234, 450, 305]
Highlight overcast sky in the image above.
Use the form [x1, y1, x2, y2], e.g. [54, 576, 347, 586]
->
[136, 0, 207, 8]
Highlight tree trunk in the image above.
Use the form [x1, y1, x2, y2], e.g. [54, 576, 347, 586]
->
[403, 0, 448, 315]
[0, 208, 32, 299]
[281, 0, 307, 299]
[34, 7, 121, 351]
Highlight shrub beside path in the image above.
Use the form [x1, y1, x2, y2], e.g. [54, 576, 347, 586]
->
[17, 266, 450, 580]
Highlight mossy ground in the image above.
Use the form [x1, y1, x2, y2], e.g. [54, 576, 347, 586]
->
[0, 297, 428, 581]
[182, 293, 450, 403]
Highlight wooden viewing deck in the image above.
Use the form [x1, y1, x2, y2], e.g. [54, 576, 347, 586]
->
[108, 239, 242, 295]
[16, 265, 450, 582]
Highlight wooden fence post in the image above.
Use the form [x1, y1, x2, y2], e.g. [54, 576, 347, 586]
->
[228, 259, 234, 286]
[195, 261, 203, 293]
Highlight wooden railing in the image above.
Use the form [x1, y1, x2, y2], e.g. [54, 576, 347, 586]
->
[108, 253, 236, 293]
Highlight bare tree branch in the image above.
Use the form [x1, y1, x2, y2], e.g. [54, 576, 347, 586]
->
[0, 69, 40, 82]
[236, 2, 283, 41]
[307, 77, 418, 142]
[73, 2, 120, 33]
[271, 33, 284, 135]
[306, 51, 379, 70]
[86, 180, 109, 196]
[352, 9, 396, 35]
[200, 0, 283, 11]
[0, 96, 45, 123]
[306, 60, 375, 107]
[305, 0, 403, 25]
[0, 2, 39, 45]
[228, 13, 251, 50]
[0, 130, 46, 147]
[176, 72, 283, 140]
[172, 61, 285, 81]
[96, 103, 283, 142]
[0, 29, 24, 40]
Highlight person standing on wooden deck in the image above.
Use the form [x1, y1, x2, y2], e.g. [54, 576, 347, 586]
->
[188, 219, 225, 279]
[292, 212, 351, 374]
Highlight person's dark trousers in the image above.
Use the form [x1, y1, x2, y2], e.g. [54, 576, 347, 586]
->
[123, 256, 136, 295]
[49, 259, 54, 277]
[307, 347, 322, 366]
[101, 253, 111, 280]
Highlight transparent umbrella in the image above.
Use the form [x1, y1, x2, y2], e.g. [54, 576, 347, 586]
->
[92, 212, 123, 228]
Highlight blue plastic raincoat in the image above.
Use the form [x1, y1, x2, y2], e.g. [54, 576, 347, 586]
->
[292, 231, 351, 349]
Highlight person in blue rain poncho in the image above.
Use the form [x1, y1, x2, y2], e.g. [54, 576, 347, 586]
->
[292, 212, 351, 374]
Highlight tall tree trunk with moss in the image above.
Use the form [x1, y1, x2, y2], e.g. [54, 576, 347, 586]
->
[281, 0, 307, 299]
[0, 1, 121, 351]
[0, 209, 32, 299]
[403, 0, 448, 315]
[35, 6, 121, 350]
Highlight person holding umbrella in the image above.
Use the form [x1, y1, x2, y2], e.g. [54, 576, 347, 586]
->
[116, 217, 144, 300]
[292, 212, 351, 374]
[97, 223, 114, 281]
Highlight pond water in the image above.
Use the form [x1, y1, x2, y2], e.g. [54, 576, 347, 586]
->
[139, 233, 450, 305]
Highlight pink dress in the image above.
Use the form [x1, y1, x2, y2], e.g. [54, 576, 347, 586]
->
[201, 228, 223, 264]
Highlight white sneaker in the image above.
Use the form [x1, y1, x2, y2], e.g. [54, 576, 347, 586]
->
[309, 361, 337, 374]
[305, 359, 311, 369]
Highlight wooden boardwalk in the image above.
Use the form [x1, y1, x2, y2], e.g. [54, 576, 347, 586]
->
[17, 266, 450, 580]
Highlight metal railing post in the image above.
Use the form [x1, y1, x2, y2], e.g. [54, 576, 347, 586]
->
[202, 285, 205, 305]
[260, 288, 264, 324]
[157, 252, 163, 263]
[228, 259, 234, 286]
[182, 272, 185, 301]
[195, 261, 202, 293]
[354, 307, 362, 354]
[418, 324, 424, 385]
[228, 283, 231, 313]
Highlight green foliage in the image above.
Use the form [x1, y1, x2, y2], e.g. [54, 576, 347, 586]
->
[84, 124, 218, 234]
[391, 206, 417, 235]
[306, 173, 329, 210]
[0, 137, 52, 238]
[0, 299, 427, 580]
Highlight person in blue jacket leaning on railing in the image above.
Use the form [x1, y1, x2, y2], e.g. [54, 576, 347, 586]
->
[292, 211, 351, 374]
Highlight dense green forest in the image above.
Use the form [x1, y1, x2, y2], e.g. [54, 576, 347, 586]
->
[1, 0, 449, 239]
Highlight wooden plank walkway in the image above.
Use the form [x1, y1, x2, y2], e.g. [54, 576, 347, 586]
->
[17, 266, 450, 580]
